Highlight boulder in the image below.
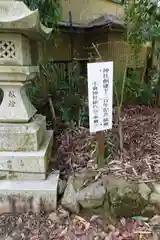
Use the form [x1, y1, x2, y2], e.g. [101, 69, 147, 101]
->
[61, 170, 105, 212]
[102, 175, 148, 218]
[58, 179, 67, 195]
[152, 183, 160, 194]
[48, 212, 60, 222]
[150, 193, 160, 204]
[149, 183, 160, 214]
[138, 183, 151, 200]
[61, 176, 80, 213]
[76, 180, 106, 208]
[61, 172, 153, 218]
[72, 169, 98, 191]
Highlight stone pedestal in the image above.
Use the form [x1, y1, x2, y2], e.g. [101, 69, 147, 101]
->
[0, 130, 53, 180]
[0, 173, 59, 214]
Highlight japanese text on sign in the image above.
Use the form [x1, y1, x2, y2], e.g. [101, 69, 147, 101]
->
[87, 61, 113, 133]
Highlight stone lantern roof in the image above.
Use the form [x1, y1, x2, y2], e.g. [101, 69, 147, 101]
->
[0, 0, 52, 40]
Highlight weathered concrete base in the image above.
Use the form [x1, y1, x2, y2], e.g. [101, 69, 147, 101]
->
[0, 114, 46, 151]
[0, 130, 53, 180]
[0, 172, 59, 214]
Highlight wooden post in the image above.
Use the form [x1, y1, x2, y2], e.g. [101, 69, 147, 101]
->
[69, 11, 74, 60]
[90, 58, 105, 168]
[96, 58, 105, 168]
[96, 130, 105, 168]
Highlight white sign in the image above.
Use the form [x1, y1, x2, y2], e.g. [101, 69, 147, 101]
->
[87, 61, 113, 133]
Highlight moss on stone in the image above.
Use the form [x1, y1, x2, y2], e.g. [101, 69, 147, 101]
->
[110, 192, 148, 219]
[102, 175, 153, 219]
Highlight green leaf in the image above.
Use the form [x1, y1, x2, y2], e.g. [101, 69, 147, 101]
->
[132, 216, 148, 222]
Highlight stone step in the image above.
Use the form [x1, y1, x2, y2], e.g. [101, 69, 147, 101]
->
[0, 172, 59, 214]
[0, 130, 53, 180]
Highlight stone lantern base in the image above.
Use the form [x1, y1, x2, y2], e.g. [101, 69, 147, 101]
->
[0, 114, 59, 213]
[0, 115, 53, 180]
[0, 172, 59, 213]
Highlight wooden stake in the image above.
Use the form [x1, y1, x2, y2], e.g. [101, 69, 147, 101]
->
[96, 58, 105, 168]
[89, 57, 105, 168]
[96, 130, 105, 168]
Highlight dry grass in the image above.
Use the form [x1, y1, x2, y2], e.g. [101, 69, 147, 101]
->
[57, 105, 160, 182]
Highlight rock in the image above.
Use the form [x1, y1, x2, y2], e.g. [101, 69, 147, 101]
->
[142, 205, 156, 217]
[152, 183, 160, 194]
[138, 183, 151, 200]
[150, 215, 160, 234]
[11, 230, 22, 239]
[48, 212, 59, 222]
[150, 215, 160, 226]
[90, 216, 104, 227]
[59, 212, 68, 219]
[148, 193, 160, 215]
[102, 175, 148, 218]
[150, 193, 160, 203]
[73, 169, 98, 191]
[61, 176, 80, 213]
[107, 224, 116, 232]
[16, 217, 23, 227]
[58, 179, 67, 195]
[99, 232, 107, 239]
[61, 170, 100, 213]
[76, 181, 106, 208]
[59, 209, 69, 219]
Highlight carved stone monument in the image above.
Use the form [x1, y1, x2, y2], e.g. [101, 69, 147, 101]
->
[0, 0, 59, 213]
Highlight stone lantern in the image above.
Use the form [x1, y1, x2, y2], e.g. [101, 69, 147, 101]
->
[0, 0, 59, 213]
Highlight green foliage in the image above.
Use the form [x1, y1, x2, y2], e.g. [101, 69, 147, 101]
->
[23, 0, 60, 28]
[125, 0, 160, 45]
[114, 70, 158, 106]
[27, 60, 88, 127]
[124, 0, 160, 106]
